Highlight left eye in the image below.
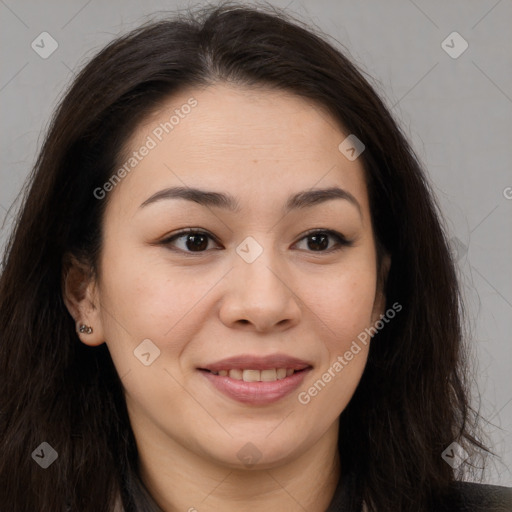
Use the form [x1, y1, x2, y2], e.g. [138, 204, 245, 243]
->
[293, 230, 349, 252]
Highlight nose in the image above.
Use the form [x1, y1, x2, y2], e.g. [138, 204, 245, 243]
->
[219, 253, 302, 333]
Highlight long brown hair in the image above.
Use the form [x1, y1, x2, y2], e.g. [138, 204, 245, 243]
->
[0, 3, 488, 511]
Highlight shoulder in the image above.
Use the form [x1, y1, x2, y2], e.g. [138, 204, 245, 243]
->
[435, 481, 512, 512]
[327, 479, 512, 512]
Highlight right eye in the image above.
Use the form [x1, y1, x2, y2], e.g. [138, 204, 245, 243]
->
[160, 229, 222, 253]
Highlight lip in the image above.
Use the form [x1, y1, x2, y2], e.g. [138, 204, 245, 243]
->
[199, 353, 312, 372]
[198, 353, 313, 405]
[200, 367, 311, 405]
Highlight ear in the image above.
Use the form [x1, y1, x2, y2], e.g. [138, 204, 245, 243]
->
[371, 252, 391, 323]
[62, 253, 105, 346]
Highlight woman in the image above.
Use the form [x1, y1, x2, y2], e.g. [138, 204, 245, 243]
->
[0, 4, 510, 511]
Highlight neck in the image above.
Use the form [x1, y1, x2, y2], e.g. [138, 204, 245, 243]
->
[133, 417, 341, 512]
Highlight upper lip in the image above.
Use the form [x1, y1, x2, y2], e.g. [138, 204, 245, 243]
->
[199, 354, 312, 372]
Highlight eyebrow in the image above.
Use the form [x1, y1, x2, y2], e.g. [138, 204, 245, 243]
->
[139, 185, 361, 217]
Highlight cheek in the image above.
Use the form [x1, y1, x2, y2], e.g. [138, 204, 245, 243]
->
[100, 268, 176, 335]
[293, 270, 375, 428]
[301, 265, 378, 346]
[97, 247, 222, 361]
[96, 258, 211, 416]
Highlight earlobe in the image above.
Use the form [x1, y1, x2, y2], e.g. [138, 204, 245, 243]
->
[62, 254, 105, 346]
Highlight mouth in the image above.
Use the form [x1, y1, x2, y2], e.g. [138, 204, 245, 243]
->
[199, 367, 307, 382]
[198, 354, 313, 405]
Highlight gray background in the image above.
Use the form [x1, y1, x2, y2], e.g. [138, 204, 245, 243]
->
[1, 0, 511, 485]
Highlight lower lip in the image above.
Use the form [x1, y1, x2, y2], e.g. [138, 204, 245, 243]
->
[200, 369, 311, 405]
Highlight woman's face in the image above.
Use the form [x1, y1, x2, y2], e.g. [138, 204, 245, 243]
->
[80, 84, 387, 469]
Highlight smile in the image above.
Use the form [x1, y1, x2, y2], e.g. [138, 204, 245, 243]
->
[207, 368, 296, 381]
[199, 367, 311, 405]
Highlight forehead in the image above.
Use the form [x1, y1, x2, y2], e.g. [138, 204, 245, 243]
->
[110, 83, 370, 216]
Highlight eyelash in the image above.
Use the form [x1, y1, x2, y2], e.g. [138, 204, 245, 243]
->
[159, 228, 353, 255]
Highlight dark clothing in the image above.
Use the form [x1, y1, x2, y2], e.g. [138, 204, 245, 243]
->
[325, 475, 512, 511]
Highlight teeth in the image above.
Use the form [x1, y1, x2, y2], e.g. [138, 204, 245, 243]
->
[229, 369, 243, 380]
[276, 368, 287, 379]
[210, 368, 298, 381]
[243, 369, 260, 382]
[260, 369, 277, 381]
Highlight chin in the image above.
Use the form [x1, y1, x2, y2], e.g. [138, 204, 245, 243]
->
[203, 435, 305, 471]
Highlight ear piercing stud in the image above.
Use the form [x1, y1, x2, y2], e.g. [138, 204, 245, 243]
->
[78, 324, 93, 334]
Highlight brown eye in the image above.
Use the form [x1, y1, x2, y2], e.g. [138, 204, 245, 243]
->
[185, 233, 209, 251]
[161, 230, 220, 253]
[307, 233, 329, 251]
[294, 230, 351, 252]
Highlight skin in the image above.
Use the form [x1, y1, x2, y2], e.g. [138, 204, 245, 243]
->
[64, 83, 389, 511]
